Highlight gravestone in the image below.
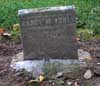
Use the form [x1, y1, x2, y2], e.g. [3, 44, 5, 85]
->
[18, 6, 77, 60]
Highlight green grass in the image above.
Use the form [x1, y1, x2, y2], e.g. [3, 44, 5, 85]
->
[0, 0, 100, 42]
[0, 0, 100, 36]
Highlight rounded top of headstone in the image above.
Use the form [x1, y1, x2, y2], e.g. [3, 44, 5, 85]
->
[18, 6, 75, 15]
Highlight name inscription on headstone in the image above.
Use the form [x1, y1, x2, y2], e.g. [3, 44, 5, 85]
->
[21, 15, 75, 27]
[19, 6, 78, 60]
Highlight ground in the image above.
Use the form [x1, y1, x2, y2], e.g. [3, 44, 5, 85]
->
[0, 38, 100, 86]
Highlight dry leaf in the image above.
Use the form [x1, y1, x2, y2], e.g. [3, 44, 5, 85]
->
[13, 24, 20, 31]
[84, 56, 92, 62]
[0, 28, 5, 34]
[39, 75, 45, 82]
[3, 32, 11, 36]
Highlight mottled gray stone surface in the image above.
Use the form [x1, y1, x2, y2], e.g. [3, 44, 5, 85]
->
[19, 6, 77, 60]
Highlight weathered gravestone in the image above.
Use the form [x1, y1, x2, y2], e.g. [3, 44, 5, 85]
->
[18, 6, 77, 60]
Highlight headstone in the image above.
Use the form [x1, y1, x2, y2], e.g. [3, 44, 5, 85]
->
[18, 6, 77, 60]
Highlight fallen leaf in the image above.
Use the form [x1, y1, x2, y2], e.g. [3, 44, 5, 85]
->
[39, 75, 45, 82]
[13, 24, 20, 31]
[2, 32, 11, 37]
[84, 56, 92, 62]
[0, 28, 5, 34]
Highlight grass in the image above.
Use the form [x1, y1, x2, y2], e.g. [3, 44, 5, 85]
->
[0, 0, 100, 40]
[0, 0, 100, 28]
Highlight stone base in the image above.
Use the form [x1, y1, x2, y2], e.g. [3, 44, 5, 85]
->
[11, 49, 92, 78]
[11, 57, 80, 78]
